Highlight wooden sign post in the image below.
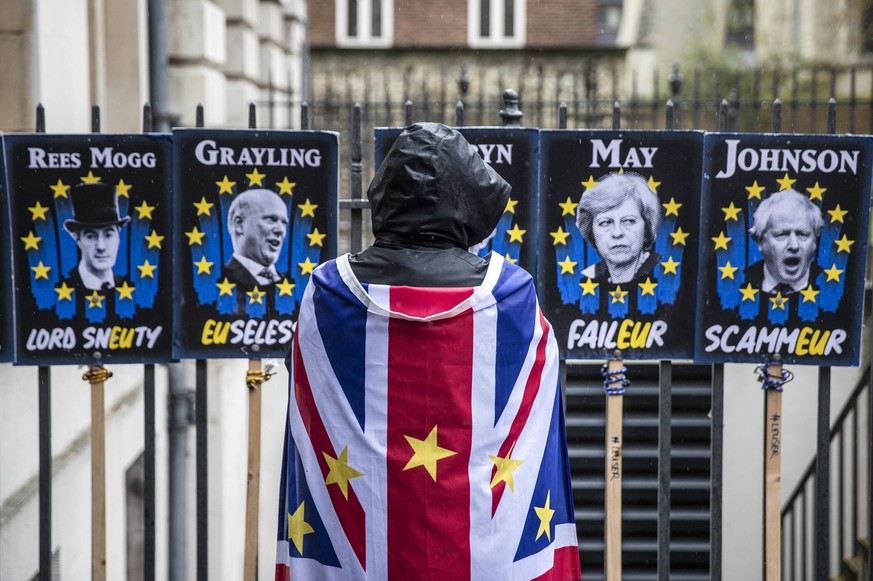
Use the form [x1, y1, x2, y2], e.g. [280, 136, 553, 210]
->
[759, 360, 790, 581]
[243, 359, 272, 581]
[83, 365, 113, 581]
[603, 354, 627, 581]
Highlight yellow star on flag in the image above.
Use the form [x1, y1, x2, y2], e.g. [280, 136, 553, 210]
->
[719, 261, 738, 280]
[581, 175, 598, 190]
[824, 264, 843, 283]
[20, 231, 41, 251]
[186, 227, 206, 246]
[134, 201, 155, 220]
[489, 445, 524, 491]
[647, 175, 661, 192]
[550, 227, 570, 246]
[746, 181, 765, 200]
[534, 491, 555, 541]
[740, 283, 759, 302]
[193, 196, 214, 216]
[610, 286, 627, 304]
[116, 280, 136, 301]
[580, 277, 599, 296]
[216, 175, 236, 194]
[660, 256, 680, 275]
[86, 291, 105, 309]
[194, 256, 213, 275]
[287, 502, 314, 554]
[806, 182, 826, 201]
[639, 277, 657, 296]
[81, 171, 101, 183]
[298, 257, 317, 275]
[504, 198, 519, 214]
[323, 446, 364, 500]
[403, 425, 456, 482]
[246, 167, 266, 186]
[662, 197, 682, 217]
[29, 201, 50, 221]
[557, 256, 577, 274]
[776, 173, 796, 191]
[712, 231, 732, 251]
[506, 224, 526, 243]
[31, 261, 51, 280]
[670, 227, 689, 246]
[54, 282, 74, 302]
[247, 286, 265, 304]
[770, 292, 788, 310]
[138, 260, 157, 279]
[827, 205, 847, 224]
[276, 278, 295, 297]
[115, 179, 132, 197]
[835, 235, 854, 253]
[145, 230, 164, 249]
[216, 277, 236, 296]
[276, 177, 296, 196]
[504, 254, 517, 264]
[298, 198, 318, 217]
[307, 228, 326, 247]
[558, 197, 577, 216]
[50, 179, 70, 198]
[800, 285, 819, 303]
[722, 202, 741, 221]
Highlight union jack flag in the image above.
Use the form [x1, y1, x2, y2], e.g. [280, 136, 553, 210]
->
[276, 253, 581, 580]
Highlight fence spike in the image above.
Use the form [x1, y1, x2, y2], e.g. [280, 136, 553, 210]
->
[143, 103, 153, 133]
[612, 101, 620, 130]
[455, 101, 464, 127]
[771, 98, 782, 133]
[827, 98, 837, 134]
[300, 101, 310, 130]
[196, 104, 204, 128]
[248, 102, 257, 129]
[92, 105, 100, 133]
[404, 100, 413, 126]
[499, 88, 523, 127]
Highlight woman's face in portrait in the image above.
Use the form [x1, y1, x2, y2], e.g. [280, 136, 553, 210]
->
[592, 198, 646, 268]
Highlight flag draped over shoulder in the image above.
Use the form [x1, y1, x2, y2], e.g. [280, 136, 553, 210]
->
[276, 253, 581, 581]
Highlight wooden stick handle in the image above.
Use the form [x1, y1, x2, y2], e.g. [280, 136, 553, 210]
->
[243, 359, 264, 581]
[83, 366, 111, 581]
[764, 363, 782, 581]
[605, 358, 624, 581]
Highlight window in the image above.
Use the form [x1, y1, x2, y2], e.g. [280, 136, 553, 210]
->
[597, 0, 623, 45]
[469, 0, 525, 48]
[725, 0, 754, 48]
[336, 0, 393, 47]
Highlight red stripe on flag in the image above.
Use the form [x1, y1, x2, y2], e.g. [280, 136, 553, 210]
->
[387, 286, 475, 581]
[275, 564, 290, 581]
[491, 310, 550, 515]
[293, 338, 367, 569]
[530, 545, 583, 581]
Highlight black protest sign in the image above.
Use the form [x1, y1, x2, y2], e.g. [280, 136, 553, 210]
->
[173, 129, 339, 359]
[374, 127, 540, 275]
[0, 140, 12, 362]
[696, 133, 873, 365]
[4, 134, 173, 365]
[538, 130, 704, 360]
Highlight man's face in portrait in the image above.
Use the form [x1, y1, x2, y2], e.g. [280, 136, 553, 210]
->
[591, 198, 646, 268]
[74, 225, 121, 276]
[759, 212, 817, 287]
[234, 193, 288, 267]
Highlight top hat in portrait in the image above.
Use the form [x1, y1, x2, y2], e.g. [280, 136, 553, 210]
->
[63, 182, 131, 233]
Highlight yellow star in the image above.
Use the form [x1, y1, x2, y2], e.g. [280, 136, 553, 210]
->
[50, 179, 70, 198]
[194, 256, 214, 275]
[306, 228, 326, 247]
[193, 196, 214, 216]
[323, 446, 364, 500]
[86, 290, 105, 309]
[827, 205, 847, 224]
[504, 254, 518, 264]
[711, 231, 732, 251]
[54, 282, 74, 302]
[557, 256, 577, 274]
[186, 227, 206, 246]
[721, 202, 741, 221]
[81, 171, 101, 183]
[276, 177, 296, 196]
[670, 227, 689, 246]
[776, 173, 796, 191]
[719, 261, 738, 280]
[740, 283, 759, 301]
[580, 277, 599, 296]
[138, 260, 157, 279]
[800, 284, 819, 303]
[647, 175, 661, 192]
[558, 197, 577, 216]
[550, 227, 570, 246]
[276, 277, 295, 297]
[835, 235, 854, 253]
[824, 264, 843, 283]
[769, 292, 788, 310]
[806, 182, 826, 201]
[144, 230, 164, 249]
[31, 261, 51, 280]
[662, 197, 682, 217]
[298, 257, 317, 275]
[247, 286, 266, 304]
[20, 231, 41, 251]
[610, 286, 627, 304]
[506, 224, 526, 243]
[286, 502, 314, 554]
[134, 201, 155, 220]
[534, 491, 555, 541]
[216, 175, 236, 194]
[246, 167, 266, 186]
[28, 201, 50, 221]
[639, 277, 657, 296]
[746, 181, 765, 200]
[504, 198, 519, 214]
[489, 445, 524, 491]
[216, 277, 236, 296]
[298, 198, 318, 218]
[403, 425, 456, 482]
[581, 175, 598, 190]
[115, 179, 132, 198]
[116, 280, 136, 301]
[660, 256, 680, 275]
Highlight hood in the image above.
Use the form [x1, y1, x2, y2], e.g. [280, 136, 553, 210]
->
[367, 122, 512, 249]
